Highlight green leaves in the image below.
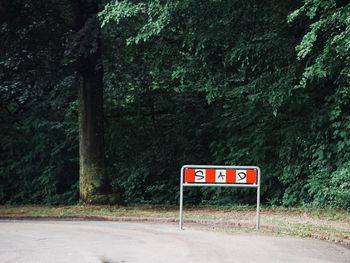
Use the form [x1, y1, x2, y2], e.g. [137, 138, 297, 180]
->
[1, 0, 349, 208]
[100, 0, 187, 44]
[289, 0, 350, 86]
[296, 21, 322, 60]
[100, 0, 144, 27]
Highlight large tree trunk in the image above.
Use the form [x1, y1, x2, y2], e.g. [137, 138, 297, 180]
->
[78, 41, 108, 203]
[75, 0, 109, 203]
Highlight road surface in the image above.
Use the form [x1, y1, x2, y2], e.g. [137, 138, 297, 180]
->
[0, 220, 349, 263]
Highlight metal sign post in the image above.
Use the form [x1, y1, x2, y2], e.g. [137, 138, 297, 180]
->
[179, 165, 261, 230]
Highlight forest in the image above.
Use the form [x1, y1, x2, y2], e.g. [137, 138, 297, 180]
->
[0, 0, 349, 209]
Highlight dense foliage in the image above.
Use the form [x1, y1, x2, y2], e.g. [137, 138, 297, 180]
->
[1, 0, 349, 208]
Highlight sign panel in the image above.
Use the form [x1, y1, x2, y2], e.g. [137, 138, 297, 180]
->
[184, 168, 257, 184]
[179, 165, 261, 230]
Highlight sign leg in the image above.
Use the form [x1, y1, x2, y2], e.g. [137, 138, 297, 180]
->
[179, 169, 184, 230]
[256, 183, 260, 230]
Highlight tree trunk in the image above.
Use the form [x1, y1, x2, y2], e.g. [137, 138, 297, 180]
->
[78, 46, 108, 203]
[76, 1, 109, 203]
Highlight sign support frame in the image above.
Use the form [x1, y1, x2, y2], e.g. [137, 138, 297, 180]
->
[179, 165, 261, 230]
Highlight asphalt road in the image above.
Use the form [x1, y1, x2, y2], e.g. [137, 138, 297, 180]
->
[0, 221, 349, 263]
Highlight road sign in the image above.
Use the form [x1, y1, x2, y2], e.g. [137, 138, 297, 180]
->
[184, 168, 257, 184]
[179, 165, 261, 230]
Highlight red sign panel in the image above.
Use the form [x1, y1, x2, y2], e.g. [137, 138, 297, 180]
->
[184, 168, 257, 184]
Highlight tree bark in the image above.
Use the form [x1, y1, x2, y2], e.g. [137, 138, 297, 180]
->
[78, 44, 108, 203]
[75, 0, 109, 203]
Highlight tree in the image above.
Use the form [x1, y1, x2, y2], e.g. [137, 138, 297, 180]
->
[0, 0, 79, 204]
[287, 0, 350, 208]
[0, 0, 114, 204]
[99, 0, 302, 204]
[1, 0, 349, 209]
[70, 0, 110, 203]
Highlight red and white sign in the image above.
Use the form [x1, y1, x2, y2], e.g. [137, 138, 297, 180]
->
[184, 168, 257, 184]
